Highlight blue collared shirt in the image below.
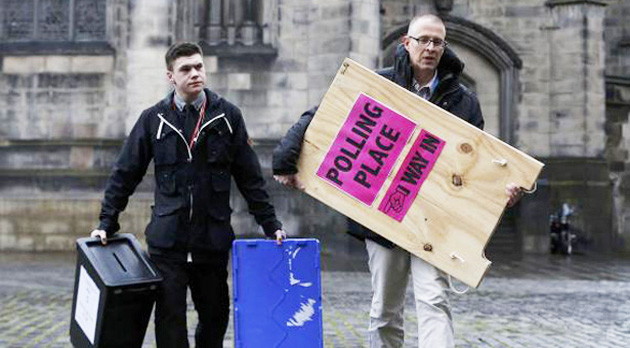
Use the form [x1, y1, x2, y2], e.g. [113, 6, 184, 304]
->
[412, 71, 439, 100]
[174, 91, 206, 112]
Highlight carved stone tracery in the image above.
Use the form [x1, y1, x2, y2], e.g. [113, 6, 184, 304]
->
[1, 0, 106, 42]
[74, 0, 107, 41]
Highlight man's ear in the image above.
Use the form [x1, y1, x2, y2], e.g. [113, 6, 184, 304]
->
[402, 36, 412, 53]
[166, 70, 174, 84]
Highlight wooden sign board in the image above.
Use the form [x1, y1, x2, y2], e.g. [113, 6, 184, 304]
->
[296, 58, 544, 288]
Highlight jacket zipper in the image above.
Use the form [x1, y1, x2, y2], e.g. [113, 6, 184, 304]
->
[156, 112, 227, 223]
[431, 74, 458, 106]
[157, 113, 194, 221]
[156, 113, 193, 159]
[189, 185, 194, 221]
[195, 113, 226, 142]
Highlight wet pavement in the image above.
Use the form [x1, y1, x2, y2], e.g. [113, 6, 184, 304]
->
[0, 250, 629, 347]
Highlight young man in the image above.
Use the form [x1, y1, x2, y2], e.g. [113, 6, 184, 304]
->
[91, 42, 285, 348]
[273, 15, 522, 348]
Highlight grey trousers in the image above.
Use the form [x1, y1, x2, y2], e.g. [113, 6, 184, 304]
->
[366, 239, 453, 348]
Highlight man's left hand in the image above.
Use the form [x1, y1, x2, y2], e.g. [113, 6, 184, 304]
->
[505, 183, 523, 207]
[274, 229, 287, 245]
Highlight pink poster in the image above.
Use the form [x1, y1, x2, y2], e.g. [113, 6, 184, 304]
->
[378, 130, 446, 221]
[316, 93, 416, 206]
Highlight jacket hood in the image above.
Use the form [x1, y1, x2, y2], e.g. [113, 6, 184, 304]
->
[393, 43, 464, 88]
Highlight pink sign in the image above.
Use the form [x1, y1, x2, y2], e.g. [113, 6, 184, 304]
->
[378, 130, 446, 221]
[316, 93, 416, 206]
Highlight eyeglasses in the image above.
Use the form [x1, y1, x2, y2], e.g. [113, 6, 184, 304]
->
[407, 36, 448, 48]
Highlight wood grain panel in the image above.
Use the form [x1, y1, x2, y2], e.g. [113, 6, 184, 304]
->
[296, 59, 543, 287]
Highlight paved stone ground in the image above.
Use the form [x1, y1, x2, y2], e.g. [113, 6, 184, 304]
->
[0, 251, 629, 347]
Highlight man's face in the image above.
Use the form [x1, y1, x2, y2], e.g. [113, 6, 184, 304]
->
[167, 53, 206, 100]
[403, 18, 446, 75]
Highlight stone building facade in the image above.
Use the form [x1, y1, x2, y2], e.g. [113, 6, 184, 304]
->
[1, 0, 629, 257]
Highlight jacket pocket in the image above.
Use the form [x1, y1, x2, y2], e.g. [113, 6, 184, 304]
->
[156, 169, 178, 196]
[154, 129, 179, 165]
[205, 189, 234, 250]
[211, 170, 231, 192]
[205, 122, 232, 163]
[145, 204, 182, 249]
[207, 171, 232, 221]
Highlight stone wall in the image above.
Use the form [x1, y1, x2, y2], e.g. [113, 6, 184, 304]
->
[0, 0, 382, 255]
[125, 0, 174, 131]
[1, 0, 629, 256]
[200, 1, 382, 257]
[207, 0, 382, 138]
[605, 1, 630, 253]
[0, 0, 129, 250]
[476, 1, 611, 253]
[605, 0, 630, 77]
[376, 0, 617, 253]
[601, 0, 630, 253]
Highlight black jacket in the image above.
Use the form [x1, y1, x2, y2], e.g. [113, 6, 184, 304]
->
[272, 44, 483, 248]
[99, 89, 282, 255]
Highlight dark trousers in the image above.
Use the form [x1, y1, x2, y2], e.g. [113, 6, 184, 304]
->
[151, 252, 230, 348]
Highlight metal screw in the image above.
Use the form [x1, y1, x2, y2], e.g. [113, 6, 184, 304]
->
[341, 62, 349, 74]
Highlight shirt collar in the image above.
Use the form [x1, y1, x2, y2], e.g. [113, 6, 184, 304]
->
[412, 70, 439, 98]
[174, 91, 206, 112]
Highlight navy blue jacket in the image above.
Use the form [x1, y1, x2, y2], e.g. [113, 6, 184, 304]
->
[99, 89, 282, 256]
[272, 44, 483, 248]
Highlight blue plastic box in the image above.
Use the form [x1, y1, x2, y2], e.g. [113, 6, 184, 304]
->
[232, 239, 323, 348]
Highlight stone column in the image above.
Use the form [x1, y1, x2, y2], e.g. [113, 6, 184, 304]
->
[240, 0, 260, 45]
[225, 0, 237, 45]
[306, 0, 351, 105]
[605, 0, 630, 253]
[547, 0, 607, 157]
[349, 0, 381, 69]
[206, 0, 223, 45]
[546, 1, 611, 252]
[126, 0, 172, 131]
[173, 0, 196, 42]
[260, 0, 277, 46]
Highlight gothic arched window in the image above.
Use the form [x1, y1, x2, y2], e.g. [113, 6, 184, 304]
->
[1, 0, 106, 43]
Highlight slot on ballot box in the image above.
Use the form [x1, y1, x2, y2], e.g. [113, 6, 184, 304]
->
[70, 233, 162, 348]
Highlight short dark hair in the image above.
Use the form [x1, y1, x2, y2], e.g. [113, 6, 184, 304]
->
[165, 42, 203, 71]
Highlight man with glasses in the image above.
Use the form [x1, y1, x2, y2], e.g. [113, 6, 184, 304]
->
[273, 14, 522, 347]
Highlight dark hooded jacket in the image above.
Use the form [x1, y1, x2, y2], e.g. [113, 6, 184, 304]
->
[273, 44, 483, 248]
[98, 88, 282, 259]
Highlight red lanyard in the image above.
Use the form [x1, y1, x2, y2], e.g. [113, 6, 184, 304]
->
[188, 99, 207, 148]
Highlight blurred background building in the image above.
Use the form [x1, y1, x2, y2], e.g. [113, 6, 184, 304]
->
[1, 0, 629, 259]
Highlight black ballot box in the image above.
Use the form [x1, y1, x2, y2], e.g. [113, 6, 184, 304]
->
[70, 233, 162, 348]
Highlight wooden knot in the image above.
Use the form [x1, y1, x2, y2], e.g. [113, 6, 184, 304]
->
[452, 174, 463, 187]
[423, 243, 433, 252]
[460, 143, 473, 153]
